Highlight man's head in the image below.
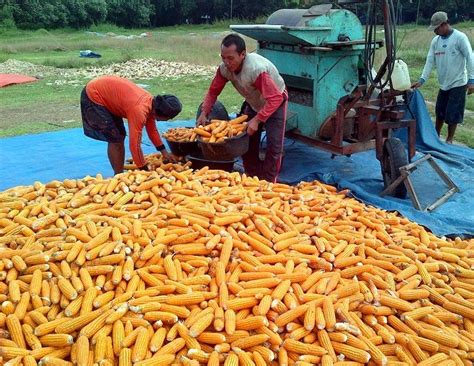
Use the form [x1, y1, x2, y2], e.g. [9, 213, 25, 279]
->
[221, 34, 246, 73]
[153, 95, 182, 120]
[429, 11, 450, 36]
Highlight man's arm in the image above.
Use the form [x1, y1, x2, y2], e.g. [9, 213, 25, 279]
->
[144, 117, 177, 162]
[458, 33, 474, 94]
[254, 72, 285, 122]
[197, 68, 228, 125]
[418, 38, 436, 87]
[128, 121, 147, 169]
[246, 72, 285, 136]
[145, 117, 165, 151]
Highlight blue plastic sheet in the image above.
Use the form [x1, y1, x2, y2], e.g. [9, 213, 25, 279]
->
[0, 91, 473, 236]
[277, 91, 474, 237]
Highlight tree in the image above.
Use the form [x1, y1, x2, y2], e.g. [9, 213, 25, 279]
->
[85, 0, 108, 26]
[0, 0, 17, 28]
[151, 0, 179, 26]
[12, 0, 48, 28]
[106, 0, 152, 27]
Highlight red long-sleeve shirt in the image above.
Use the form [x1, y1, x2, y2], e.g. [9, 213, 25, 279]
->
[202, 53, 286, 122]
[86, 76, 163, 167]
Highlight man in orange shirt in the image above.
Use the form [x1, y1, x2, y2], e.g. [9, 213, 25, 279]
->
[81, 75, 182, 174]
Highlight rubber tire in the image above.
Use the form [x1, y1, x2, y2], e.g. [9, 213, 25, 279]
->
[196, 100, 229, 121]
[381, 137, 408, 198]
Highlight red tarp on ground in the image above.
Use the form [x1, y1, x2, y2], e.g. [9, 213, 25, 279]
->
[0, 74, 38, 87]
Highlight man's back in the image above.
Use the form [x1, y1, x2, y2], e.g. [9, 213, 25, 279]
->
[86, 76, 152, 118]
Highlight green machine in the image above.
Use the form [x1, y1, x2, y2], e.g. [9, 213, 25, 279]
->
[231, 4, 366, 138]
[231, 3, 459, 209]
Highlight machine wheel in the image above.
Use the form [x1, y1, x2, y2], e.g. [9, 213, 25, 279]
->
[196, 100, 229, 121]
[381, 137, 408, 198]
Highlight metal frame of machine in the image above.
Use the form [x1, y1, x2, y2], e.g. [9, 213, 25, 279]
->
[381, 154, 460, 211]
[288, 85, 416, 162]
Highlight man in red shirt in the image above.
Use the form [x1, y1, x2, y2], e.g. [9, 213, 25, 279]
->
[81, 76, 182, 174]
[196, 34, 287, 183]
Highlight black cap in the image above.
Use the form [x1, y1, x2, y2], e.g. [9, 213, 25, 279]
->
[153, 95, 182, 119]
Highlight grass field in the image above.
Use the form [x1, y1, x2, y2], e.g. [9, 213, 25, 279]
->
[0, 21, 473, 146]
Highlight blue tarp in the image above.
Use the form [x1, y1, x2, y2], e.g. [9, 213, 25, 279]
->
[0, 91, 473, 236]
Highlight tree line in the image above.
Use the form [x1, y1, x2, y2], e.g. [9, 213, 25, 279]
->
[0, 0, 471, 30]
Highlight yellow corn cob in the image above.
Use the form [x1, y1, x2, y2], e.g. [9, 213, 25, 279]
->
[122, 327, 141, 348]
[13, 292, 30, 320]
[223, 353, 239, 366]
[31, 213, 59, 231]
[275, 304, 309, 327]
[283, 339, 327, 356]
[379, 294, 414, 312]
[175, 322, 200, 350]
[149, 327, 167, 352]
[132, 327, 150, 362]
[332, 342, 371, 363]
[224, 309, 236, 335]
[231, 334, 270, 349]
[22, 323, 41, 350]
[39, 334, 73, 347]
[236, 316, 268, 330]
[359, 335, 388, 365]
[93, 333, 106, 362]
[189, 313, 214, 338]
[6, 314, 26, 349]
[419, 328, 460, 348]
[57, 276, 77, 300]
[322, 297, 337, 330]
[208, 351, 220, 366]
[196, 332, 226, 345]
[213, 307, 225, 332]
[54, 308, 102, 334]
[75, 335, 89, 366]
[165, 293, 205, 306]
[79, 309, 114, 338]
[154, 337, 186, 356]
[0, 347, 30, 359]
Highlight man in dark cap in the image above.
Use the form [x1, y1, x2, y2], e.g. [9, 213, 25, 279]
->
[412, 11, 473, 143]
[80, 75, 182, 174]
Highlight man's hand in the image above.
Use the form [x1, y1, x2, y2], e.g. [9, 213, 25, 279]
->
[411, 81, 422, 89]
[137, 164, 149, 171]
[468, 84, 474, 95]
[247, 117, 260, 136]
[161, 150, 179, 163]
[196, 112, 208, 127]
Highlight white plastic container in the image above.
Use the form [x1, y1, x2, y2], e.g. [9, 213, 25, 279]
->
[391, 59, 411, 91]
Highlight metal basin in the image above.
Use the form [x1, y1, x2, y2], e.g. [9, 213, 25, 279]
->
[199, 133, 249, 161]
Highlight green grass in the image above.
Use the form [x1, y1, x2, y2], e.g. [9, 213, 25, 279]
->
[0, 21, 472, 147]
[0, 75, 242, 137]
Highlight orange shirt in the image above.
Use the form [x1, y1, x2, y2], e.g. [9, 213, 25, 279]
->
[86, 76, 163, 167]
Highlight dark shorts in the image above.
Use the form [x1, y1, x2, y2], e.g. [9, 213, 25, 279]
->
[80, 88, 126, 143]
[435, 85, 467, 125]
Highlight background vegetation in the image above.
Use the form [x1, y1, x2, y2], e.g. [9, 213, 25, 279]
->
[0, 3, 472, 146]
[1, 0, 472, 29]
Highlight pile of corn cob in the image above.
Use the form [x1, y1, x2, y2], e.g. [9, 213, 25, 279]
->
[163, 115, 249, 145]
[79, 59, 214, 80]
[163, 128, 198, 143]
[195, 116, 248, 144]
[0, 159, 473, 366]
[123, 154, 190, 172]
[0, 58, 214, 86]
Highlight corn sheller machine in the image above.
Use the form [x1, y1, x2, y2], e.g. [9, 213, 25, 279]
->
[232, 1, 421, 199]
